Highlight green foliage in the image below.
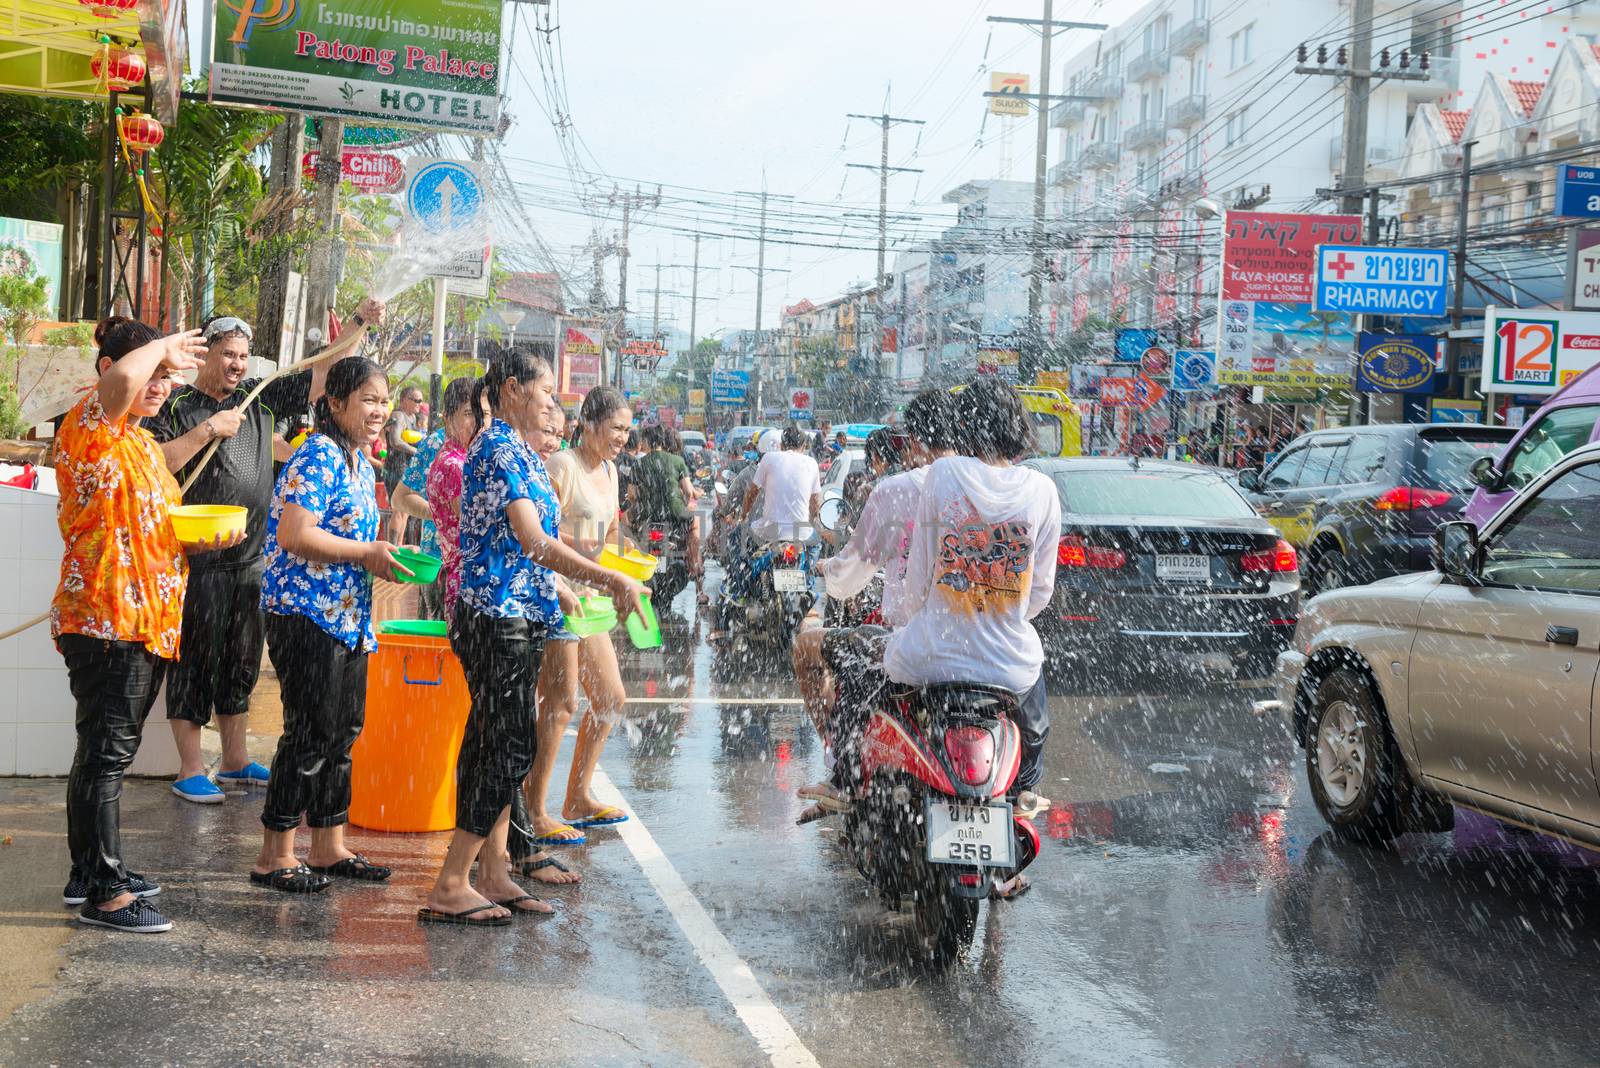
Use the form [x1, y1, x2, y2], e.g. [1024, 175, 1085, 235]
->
[0, 271, 50, 347]
[0, 96, 98, 222]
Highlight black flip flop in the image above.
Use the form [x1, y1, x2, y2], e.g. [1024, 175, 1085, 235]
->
[493, 893, 552, 916]
[417, 903, 512, 927]
[512, 855, 579, 881]
[308, 854, 392, 881]
[249, 865, 331, 894]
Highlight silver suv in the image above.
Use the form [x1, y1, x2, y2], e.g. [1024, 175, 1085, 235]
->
[1265, 442, 1600, 846]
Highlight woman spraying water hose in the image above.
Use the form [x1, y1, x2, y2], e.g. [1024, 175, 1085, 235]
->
[420, 347, 647, 926]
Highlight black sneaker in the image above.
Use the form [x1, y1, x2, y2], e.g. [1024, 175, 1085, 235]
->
[63, 871, 162, 907]
[77, 898, 173, 934]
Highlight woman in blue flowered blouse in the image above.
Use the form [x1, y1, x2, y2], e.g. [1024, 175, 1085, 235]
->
[251, 357, 411, 894]
[419, 345, 646, 926]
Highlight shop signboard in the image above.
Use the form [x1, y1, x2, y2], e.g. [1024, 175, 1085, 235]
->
[1216, 301, 1355, 388]
[559, 319, 604, 397]
[1355, 333, 1438, 393]
[788, 387, 814, 421]
[1483, 306, 1600, 395]
[0, 217, 64, 318]
[209, 0, 503, 134]
[1114, 327, 1156, 363]
[1034, 370, 1072, 393]
[711, 369, 750, 406]
[978, 334, 1022, 382]
[1221, 211, 1362, 303]
[1566, 228, 1600, 311]
[301, 149, 404, 193]
[1314, 245, 1448, 316]
[1431, 399, 1484, 424]
[1554, 164, 1600, 219]
[1099, 372, 1165, 409]
[1171, 350, 1216, 393]
[989, 72, 1030, 116]
[687, 389, 707, 408]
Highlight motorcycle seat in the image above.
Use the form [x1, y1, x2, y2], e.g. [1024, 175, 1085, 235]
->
[893, 682, 1021, 722]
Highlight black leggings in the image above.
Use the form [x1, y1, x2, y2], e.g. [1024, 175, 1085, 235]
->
[59, 635, 168, 903]
[451, 608, 546, 838]
[260, 614, 368, 832]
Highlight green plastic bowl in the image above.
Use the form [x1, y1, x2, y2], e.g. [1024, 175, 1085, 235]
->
[564, 596, 618, 637]
[624, 594, 662, 650]
[392, 547, 442, 584]
[379, 619, 448, 638]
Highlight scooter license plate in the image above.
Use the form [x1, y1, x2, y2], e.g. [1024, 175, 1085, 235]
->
[773, 568, 807, 593]
[925, 799, 1015, 867]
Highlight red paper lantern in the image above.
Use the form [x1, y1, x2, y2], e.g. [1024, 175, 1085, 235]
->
[79, 0, 138, 18]
[119, 112, 164, 154]
[91, 47, 146, 92]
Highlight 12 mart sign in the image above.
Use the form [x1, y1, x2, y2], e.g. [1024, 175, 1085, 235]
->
[209, 0, 503, 134]
[1484, 307, 1600, 394]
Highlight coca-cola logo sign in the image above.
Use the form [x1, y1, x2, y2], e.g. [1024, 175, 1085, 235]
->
[301, 150, 405, 193]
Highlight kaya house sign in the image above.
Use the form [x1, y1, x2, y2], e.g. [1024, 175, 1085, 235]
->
[1221, 211, 1361, 303]
[209, 0, 502, 134]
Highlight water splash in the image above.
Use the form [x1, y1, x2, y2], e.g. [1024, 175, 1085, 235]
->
[371, 230, 480, 301]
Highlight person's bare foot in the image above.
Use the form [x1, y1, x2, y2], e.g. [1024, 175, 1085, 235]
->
[305, 845, 358, 869]
[425, 883, 510, 920]
[510, 850, 582, 886]
[559, 794, 610, 823]
[475, 871, 554, 913]
[252, 851, 301, 876]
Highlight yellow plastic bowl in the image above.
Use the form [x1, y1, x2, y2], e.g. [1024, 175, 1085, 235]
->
[169, 505, 247, 545]
[401, 428, 424, 445]
[599, 546, 659, 581]
[288, 431, 308, 449]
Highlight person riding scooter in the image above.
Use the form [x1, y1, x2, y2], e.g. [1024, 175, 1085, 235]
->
[727, 426, 820, 603]
[631, 424, 703, 601]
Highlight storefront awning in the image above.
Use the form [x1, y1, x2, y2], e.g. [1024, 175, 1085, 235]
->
[0, 0, 184, 121]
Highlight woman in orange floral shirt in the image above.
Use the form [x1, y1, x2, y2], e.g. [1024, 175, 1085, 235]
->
[54, 318, 241, 935]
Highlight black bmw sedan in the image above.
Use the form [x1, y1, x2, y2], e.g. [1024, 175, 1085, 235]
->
[1022, 457, 1300, 686]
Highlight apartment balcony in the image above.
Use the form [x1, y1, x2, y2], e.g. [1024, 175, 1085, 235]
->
[1080, 140, 1121, 168]
[1393, 54, 1459, 100]
[1087, 267, 1113, 293]
[1170, 17, 1208, 53]
[1081, 70, 1124, 99]
[1166, 93, 1206, 127]
[1158, 168, 1204, 201]
[1048, 158, 1080, 186]
[1127, 48, 1170, 83]
[1051, 98, 1086, 127]
[1122, 118, 1168, 151]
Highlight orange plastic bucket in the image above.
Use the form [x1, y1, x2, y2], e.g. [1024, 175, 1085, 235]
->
[349, 629, 471, 832]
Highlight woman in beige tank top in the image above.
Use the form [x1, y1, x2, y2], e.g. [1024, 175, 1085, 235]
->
[516, 386, 636, 862]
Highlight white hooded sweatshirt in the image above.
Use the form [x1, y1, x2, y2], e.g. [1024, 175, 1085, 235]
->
[882, 456, 1061, 692]
[817, 466, 927, 627]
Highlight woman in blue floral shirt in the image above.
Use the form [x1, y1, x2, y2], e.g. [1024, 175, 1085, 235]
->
[251, 357, 410, 894]
[419, 345, 646, 926]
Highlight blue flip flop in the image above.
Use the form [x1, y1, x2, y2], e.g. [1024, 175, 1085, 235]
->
[565, 806, 629, 829]
[530, 827, 587, 847]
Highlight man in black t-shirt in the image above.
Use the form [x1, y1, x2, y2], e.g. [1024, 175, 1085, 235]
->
[151, 301, 380, 803]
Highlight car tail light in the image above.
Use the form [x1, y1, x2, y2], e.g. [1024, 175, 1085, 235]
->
[647, 528, 665, 544]
[944, 726, 995, 785]
[1057, 534, 1126, 569]
[1241, 538, 1298, 573]
[780, 543, 800, 564]
[1374, 486, 1453, 510]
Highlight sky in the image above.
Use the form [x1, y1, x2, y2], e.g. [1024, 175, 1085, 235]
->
[490, 0, 1139, 338]
[187, 0, 1144, 339]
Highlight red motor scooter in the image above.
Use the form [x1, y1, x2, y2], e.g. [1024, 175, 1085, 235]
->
[821, 651, 1042, 959]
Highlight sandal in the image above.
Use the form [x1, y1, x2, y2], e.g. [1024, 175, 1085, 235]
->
[564, 806, 628, 829]
[529, 826, 587, 847]
[249, 865, 331, 894]
[512, 855, 581, 884]
[493, 893, 554, 915]
[989, 874, 1032, 901]
[417, 903, 511, 927]
[796, 782, 852, 814]
[796, 802, 835, 826]
[308, 853, 392, 881]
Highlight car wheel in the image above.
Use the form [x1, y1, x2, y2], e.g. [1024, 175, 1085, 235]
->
[1307, 549, 1348, 596]
[1305, 669, 1403, 845]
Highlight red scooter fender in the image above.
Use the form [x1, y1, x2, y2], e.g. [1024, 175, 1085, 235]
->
[859, 699, 1022, 802]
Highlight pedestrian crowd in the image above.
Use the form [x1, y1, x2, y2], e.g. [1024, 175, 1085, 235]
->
[50, 303, 648, 933]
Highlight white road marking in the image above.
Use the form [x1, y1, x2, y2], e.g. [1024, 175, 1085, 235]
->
[589, 767, 820, 1068]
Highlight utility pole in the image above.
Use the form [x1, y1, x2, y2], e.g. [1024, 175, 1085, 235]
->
[845, 106, 924, 291]
[254, 113, 305, 367]
[651, 238, 716, 355]
[986, 8, 1106, 380]
[1450, 141, 1477, 414]
[734, 190, 793, 421]
[607, 185, 661, 387]
[302, 118, 344, 354]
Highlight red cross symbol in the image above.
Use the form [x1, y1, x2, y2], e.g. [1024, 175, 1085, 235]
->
[1326, 252, 1357, 280]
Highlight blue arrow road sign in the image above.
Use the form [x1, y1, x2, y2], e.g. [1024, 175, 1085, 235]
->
[1314, 244, 1448, 316]
[406, 159, 485, 234]
[1172, 349, 1216, 392]
[1555, 164, 1600, 218]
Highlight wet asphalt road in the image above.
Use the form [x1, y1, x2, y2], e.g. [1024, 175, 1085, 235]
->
[5, 574, 1600, 1066]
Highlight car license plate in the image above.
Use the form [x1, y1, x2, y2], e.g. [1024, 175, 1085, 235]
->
[925, 800, 1015, 867]
[1156, 553, 1211, 582]
[773, 568, 807, 593]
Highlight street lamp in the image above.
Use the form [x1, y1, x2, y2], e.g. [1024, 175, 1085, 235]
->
[1191, 197, 1223, 221]
[498, 305, 527, 339]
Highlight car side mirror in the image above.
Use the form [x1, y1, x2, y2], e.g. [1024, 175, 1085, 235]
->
[1468, 454, 1505, 492]
[1238, 468, 1262, 492]
[1434, 521, 1481, 583]
[817, 496, 846, 533]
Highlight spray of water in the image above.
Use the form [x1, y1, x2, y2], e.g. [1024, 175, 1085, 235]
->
[372, 228, 483, 301]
